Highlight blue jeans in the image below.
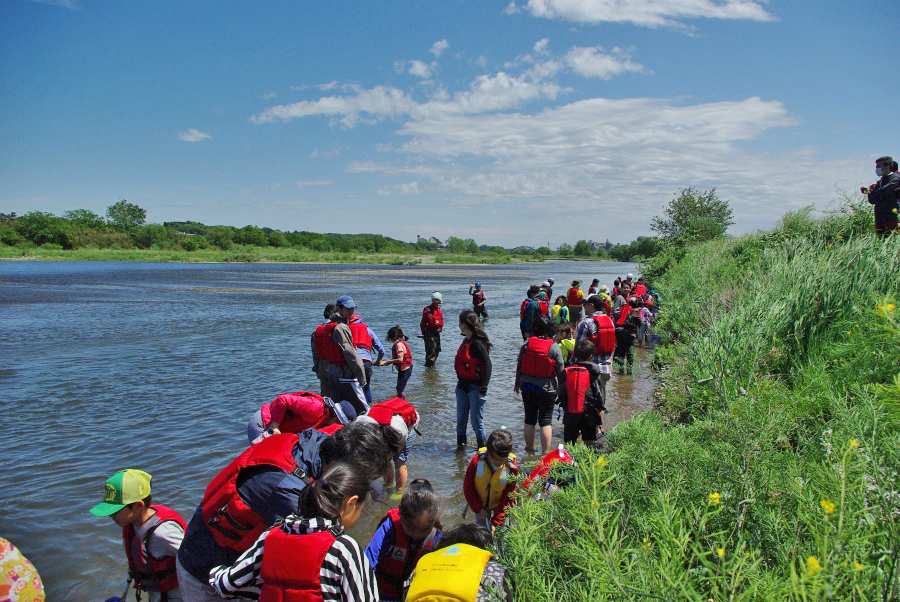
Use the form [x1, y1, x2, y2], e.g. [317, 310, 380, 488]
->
[456, 384, 486, 448]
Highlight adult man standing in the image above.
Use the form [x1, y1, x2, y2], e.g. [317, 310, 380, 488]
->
[309, 303, 335, 397]
[313, 295, 369, 414]
[863, 156, 900, 238]
[421, 292, 444, 367]
[348, 311, 386, 404]
[469, 282, 488, 319]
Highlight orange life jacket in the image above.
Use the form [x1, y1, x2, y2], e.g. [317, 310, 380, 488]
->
[455, 339, 484, 381]
[521, 337, 556, 378]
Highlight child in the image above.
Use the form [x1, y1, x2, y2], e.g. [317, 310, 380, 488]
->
[556, 324, 576, 365]
[89, 469, 186, 602]
[557, 339, 606, 447]
[462, 429, 517, 533]
[365, 479, 442, 602]
[208, 462, 378, 601]
[247, 391, 357, 443]
[550, 295, 570, 325]
[382, 326, 413, 399]
[361, 398, 420, 494]
[405, 523, 513, 602]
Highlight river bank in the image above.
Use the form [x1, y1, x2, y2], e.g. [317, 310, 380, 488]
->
[0, 259, 650, 600]
[500, 200, 900, 600]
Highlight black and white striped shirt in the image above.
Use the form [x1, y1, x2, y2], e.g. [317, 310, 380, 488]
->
[208, 516, 378, 601]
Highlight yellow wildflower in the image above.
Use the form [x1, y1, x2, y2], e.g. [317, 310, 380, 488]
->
[717, 548, 725, 559]
[854, 562, 865, 571]
[596, 456, 607, 468]
[642, 537, 652, 550]
[850, 439, 860, 449]
[806, 556, 821, 577]
[877, 304, 896, 317]
[708, 492, 722, 505]
[820, 500, 835, 514]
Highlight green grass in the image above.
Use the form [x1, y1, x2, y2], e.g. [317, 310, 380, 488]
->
[500, 196, 900, 600]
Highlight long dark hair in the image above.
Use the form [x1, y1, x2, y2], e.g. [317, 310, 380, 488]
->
[459, 309, 491, 350]
[320, 420, 394, 481]
[296, 461, 369, 524]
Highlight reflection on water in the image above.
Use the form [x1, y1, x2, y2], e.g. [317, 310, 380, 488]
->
[0, 260, 654, 601]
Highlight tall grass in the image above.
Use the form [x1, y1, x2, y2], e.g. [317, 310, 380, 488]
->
[501, 196, 900, 600]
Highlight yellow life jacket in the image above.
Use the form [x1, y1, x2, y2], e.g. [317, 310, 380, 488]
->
[558, 337, 575, 363]
[473, 448, 517, 510]
[405, 544, 492, 602]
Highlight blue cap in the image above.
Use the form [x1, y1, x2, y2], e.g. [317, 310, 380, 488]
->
[335, 295, 356, 308]
[475, 282, 481, 287]
[323, 397, 358, 424]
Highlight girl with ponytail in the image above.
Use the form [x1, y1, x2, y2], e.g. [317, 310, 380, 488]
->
[383, 325, 413, 399]
[454, 309, 493, 449]
[209, 461, 378, 601]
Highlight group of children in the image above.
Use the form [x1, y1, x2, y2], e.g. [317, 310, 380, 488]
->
[90, 276, 657, 602]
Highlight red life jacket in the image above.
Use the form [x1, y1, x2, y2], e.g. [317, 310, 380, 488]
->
[519, 298, 531, 321]
[473, 290, 485, 305]
[454, 338, 484, 381]
[633, 283, 647, 297]
[564, 366, 591, 414]
[200, 434, 308, 551]
[521, 337, 556, 378]
[373, 508, 439, 600]
[589, 314, 616, 354]
[566, 288, 582, 306]
[314, 322, 347, 366]
[258, 525, 340, 602]
[394, 339, 413, 368]
[423, 305, 444, 330]
[367, 397, 419, 428]
[534, 299, 549, 316]
[348, 320, 373, 351]
[617, 307, 633, 325]
[122, 505, 186, 594]
[317, 423, 344, 436]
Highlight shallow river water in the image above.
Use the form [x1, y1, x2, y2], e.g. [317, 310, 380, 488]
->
[0, 260, 655, 600]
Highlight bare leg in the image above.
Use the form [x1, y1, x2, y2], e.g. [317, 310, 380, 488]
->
[395, 462, 408, 490]
[524, 423, 536, 452]
[539, 425, 553, 455]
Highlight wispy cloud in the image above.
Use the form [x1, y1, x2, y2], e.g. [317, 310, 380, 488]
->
[564, 45, 645, 79]
[177, 128, 212, 142]
[27, 0, 78, 9]
[259, 92, 277, 100]
[377, 181, 423, 196]
[296, 180, 331, 188]
[518, 0, 774, 27]
[408, 60, 437, 78]
[430, 39, 449, 57]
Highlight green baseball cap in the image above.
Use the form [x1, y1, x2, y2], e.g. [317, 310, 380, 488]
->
[89, 469, 152, 516]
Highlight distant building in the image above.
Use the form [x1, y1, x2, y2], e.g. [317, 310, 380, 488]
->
[416, 235, 444, 248]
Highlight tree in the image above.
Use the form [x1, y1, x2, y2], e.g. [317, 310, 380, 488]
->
[573, 240, 593, 257]
[131, 224, 175, 249]
[651, 187, 733, 247]
[206, 225, 234, 250]
[464, 238, 479, 254]
[536, 246, 552, 256]
[445, 236, 465, 253]
[236, 225, 267, 246]
[17, 211, 72, 247]
[106, 200, 146, 230]
[63, 209, 106, 230]
[556, 242, 573, 257]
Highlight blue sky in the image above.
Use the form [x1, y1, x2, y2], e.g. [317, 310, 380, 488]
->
[1, 0, 894, 247]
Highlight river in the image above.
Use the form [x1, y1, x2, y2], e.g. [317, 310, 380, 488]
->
[0, 260, 655, 600]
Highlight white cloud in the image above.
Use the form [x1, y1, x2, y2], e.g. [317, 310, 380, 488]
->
[408, 60, 436, 78]
[271, 183, 281, 190]
[260, 92, 277, 100]
[316, 81, 338, 90]
[503, 2, 521, 14]
[27, 0, 77, 8]
[564, 45, 645, 79]
[534, 38, 550, 55]
[177, 128, 212, 142]
[377, 181, 423, 196]
[296, 180, 331, 188]
[430, 39, 449, 57]
[523, 0, 774, 27]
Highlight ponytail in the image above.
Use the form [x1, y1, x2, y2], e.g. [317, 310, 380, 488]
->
[388, 325, 409, 342]
[296, 461, 369, 524]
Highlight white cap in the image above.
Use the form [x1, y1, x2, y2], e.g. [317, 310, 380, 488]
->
[431, 291, 443, 302]
[627, 273, 634, 279]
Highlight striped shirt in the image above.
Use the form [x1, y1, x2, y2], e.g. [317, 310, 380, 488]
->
[208, 516, 378, 601]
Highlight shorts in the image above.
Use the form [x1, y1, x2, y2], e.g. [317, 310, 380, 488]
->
[393, 430, 417, 464]
[563, 411, 599, 443]
[522, 390, 556, 427]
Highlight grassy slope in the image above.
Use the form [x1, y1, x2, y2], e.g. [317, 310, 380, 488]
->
[501, 201, 900, 600]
